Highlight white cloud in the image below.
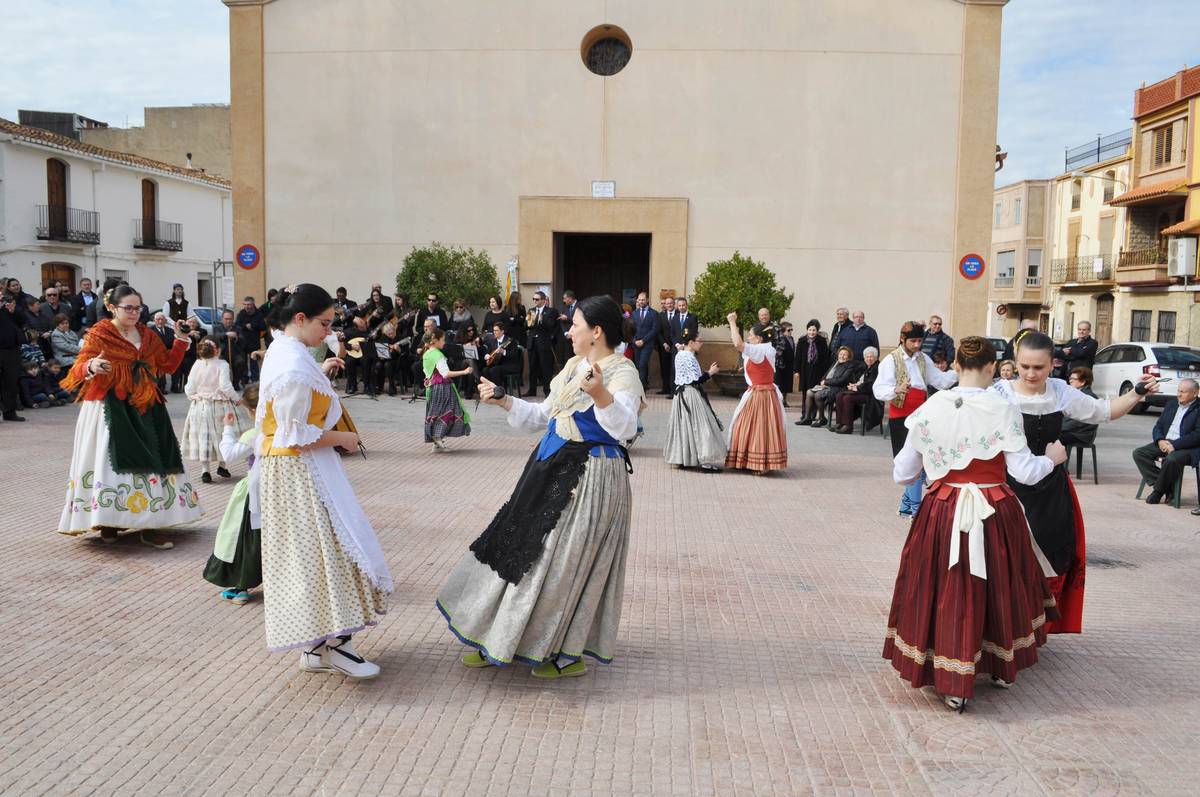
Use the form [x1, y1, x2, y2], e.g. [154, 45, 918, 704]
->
[998, 0, 1196, 183]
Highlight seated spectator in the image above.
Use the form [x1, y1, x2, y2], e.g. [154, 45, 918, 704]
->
[49, 313, 81, 366]
[20, 329, 46, 367]
[449, 299, 475, 332]
[833, 346, 881, 433]
[458, 323, 483, 399]
[1059, 367, 1099, 448]
[19, 362, 67, 408]
[24, 297, 53, 358]
[41, 362, 70, 403]
[996, 359, 1015, 381]
[798, 345, 860, 428]
[1132, 378, 1200, 504]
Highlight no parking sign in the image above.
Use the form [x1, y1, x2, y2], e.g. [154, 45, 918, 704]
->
[959, 253, 985, 280]
[237, 244, 261, 270]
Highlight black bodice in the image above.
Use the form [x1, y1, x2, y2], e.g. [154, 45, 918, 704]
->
[1020, 410, 1063, 456]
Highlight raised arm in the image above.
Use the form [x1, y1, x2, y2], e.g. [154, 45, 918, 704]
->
[727, 312, 745, 353]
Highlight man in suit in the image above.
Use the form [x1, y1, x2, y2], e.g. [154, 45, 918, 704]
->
[525, 290, 558, 396]
[212, 309, 246, 388]
[673, 296, 699, 349]
[656, 296, 677, 394]
[414, 292, 449, 335]
[631, 291, 658, 389]
[1134, 378, 1200, 504]
[482, 321, 521, 386]
[556, 290, 578, 364]
[235, 296, 267, 381]
[1060, 320, 1098, 372]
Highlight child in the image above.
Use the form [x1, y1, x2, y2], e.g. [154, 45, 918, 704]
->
[19, 363, 52, 408]
[203, 384, 262, 605]
[41, 362, 71, 403]
[181, 339, 251, 483]
[664, 335, 726, 470]
[423, 327, 473, 451]
[20, 330, 46, 367]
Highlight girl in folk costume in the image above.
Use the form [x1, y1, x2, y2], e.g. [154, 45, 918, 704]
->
[437, 296, 645, 678]
[873, 322, 959, 518]
[664, 333, 727, 470]
[990, 331, 1156, 635]
[181, 338, 253, 483]
[203, 384, 262, 605]
[57, 285, 202, 549]
[723, 312, 787, 473]
[422, 327, 473, 451]
[884, 337, 1068, 711]
[256, 285, 391, 679]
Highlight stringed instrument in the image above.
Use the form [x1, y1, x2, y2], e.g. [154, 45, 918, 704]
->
[485, 338, 512, 366]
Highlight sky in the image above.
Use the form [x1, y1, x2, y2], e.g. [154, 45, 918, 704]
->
[0, 0, 1195, 184]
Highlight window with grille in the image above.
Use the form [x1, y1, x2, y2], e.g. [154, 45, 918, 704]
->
[1152, 125, 1173, 169]
[1070, 180, 1081, 211]
[1157, 311, 1176, 344]
[1103, 171, 1115, 203]
[1131, 310, 1152, 342]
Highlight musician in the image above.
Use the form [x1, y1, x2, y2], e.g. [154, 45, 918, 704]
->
[211, 308, 246, 388]
[374, 320, 408, 396]
[342, 311, 377, 397]
[481, 321, 521, 386]
[414, 293, 449, 335]
[556, 290, 578, 364]
[410, 317, 439, 398]
[524, 291, 558, 397]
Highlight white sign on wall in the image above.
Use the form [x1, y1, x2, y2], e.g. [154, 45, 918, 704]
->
[592, 180, 616, 199]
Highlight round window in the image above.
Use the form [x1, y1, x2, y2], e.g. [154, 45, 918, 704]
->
[581, 25, 632, 77]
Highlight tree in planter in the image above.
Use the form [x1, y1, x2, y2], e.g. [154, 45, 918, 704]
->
[395, 243, 501, 308]
[688, 251, 794, 331]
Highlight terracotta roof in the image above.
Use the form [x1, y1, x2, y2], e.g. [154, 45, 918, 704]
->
[0, 117, 230, 189]
[1108, 178, 1187, 207]
[1162, 218, 1200, 236]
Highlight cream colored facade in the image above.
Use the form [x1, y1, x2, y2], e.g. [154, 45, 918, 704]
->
[987, 179, 1050, 337]
[81, 105, 232, 179]
[222, 0, 1008, 346]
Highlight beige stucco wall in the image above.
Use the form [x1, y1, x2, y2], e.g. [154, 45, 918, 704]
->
[81, 106, 232, 179]
[225, 0, 1006, 340]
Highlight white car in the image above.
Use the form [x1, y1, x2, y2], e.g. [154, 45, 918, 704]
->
[1090, 342, 1200, 412]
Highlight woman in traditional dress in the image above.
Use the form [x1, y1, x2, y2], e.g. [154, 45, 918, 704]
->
[664, 333, 726, 470]
[203, 384, 262, 605]
[724, 312, 787, 474]
[58, 284, 201, 549]
[884, 336, 1068, 711]
[989, 331, 1155, 634]
[181, 338, 252, 483]
[256, 284, 391, 679]
[423, 327, 473, 451]
[437, 295, 645, 678]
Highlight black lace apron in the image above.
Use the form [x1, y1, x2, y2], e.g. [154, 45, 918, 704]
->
[1007, 410, 1075, 573]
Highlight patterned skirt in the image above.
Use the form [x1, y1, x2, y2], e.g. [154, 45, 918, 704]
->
[425, 382, 470, 442]
[882, 482, 1059, 699]
[725, 385, 787, 472]
[180, 397, 251, 464]
[259, 456, 387, 651]
[664, 385, 728, 468]
[437, 454, 630, 666]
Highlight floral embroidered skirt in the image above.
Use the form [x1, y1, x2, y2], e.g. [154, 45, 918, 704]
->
[58, 400, 203, 535]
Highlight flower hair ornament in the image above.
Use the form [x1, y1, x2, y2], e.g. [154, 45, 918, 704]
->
[282, 283, 299, 296]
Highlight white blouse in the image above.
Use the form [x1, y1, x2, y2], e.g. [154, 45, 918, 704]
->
[742, 342, 775, 365]
[185, 358, 238, 402]
[269, 382, 328, 448]
[507, 359, 640, 442]
[990, 377, 1110, 423]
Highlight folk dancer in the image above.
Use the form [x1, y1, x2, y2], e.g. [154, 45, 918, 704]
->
[724, 312, 787, 474]
[664, 333, 726, 470]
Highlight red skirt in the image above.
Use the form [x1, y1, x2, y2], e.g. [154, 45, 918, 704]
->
[882, 482, 1059, 699]
[724, 385, 787, 472]
[1044, 475, 1086, 634]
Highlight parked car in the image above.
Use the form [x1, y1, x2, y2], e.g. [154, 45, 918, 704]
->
[986, 337, 1009, 361]
[1090, 342, 1200, 412]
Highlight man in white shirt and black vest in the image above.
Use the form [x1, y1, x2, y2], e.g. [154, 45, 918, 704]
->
[873, 321, 959, 519]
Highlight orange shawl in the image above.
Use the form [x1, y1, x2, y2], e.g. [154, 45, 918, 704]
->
[63, 319, 188, 413]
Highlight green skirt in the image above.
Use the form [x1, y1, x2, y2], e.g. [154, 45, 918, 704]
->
[203, 498, 262, 590]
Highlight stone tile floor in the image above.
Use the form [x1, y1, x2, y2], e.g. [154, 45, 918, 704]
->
[0, 390, 1197, 796]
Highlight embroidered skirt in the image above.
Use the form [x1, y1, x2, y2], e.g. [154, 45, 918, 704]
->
[725, 385, 787, 472]
[180, 397, 251, 464]
[259, 456, 387, 651]
[424, 382, 470, 442]
[882, 483, 1059, 699]
[58, 400, 203, 535]
[664, 385, 728, 468]
[437, 454, 631, 665]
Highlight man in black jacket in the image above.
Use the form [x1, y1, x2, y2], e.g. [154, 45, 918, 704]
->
[1059, 320, 1098, 372]
[212, 308, 246, 387]
[481, 321, 521, 386]
[829, 307, 850, 353]
[149, 312, 177, 392]
[556, 290, 578, 364]
[656, 296, 677, 395]
[235, 297, 267, 380]
[1134, 379, 1200, 504]
[525, 291, 557, 396]
[0, 294, 26, 421]
[73, 277, 97, 330]
[342, 312, 377, 396]
[414, 292, 449, 335]
[671, 296, 700, 348]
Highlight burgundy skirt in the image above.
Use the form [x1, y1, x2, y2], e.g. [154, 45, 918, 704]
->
[882, 482, 1059, 699]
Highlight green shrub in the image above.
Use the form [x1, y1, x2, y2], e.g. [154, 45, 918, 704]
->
[688, 251, 793, 329]
[395, 243, 501, 307]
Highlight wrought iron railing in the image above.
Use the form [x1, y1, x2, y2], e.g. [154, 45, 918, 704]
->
[36, 205, 100, 245]
[133, 219, 183, 252]
[1049, 254, 1114, 283]
[1118, 247, 1167, 268]
[1065, 129, 1133, 171]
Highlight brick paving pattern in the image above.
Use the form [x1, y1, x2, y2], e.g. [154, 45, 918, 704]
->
[1, 393, 1197, 795]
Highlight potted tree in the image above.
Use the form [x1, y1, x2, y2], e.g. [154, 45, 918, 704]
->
[688, 251, 794, 397]
[396, 242, 501, 308]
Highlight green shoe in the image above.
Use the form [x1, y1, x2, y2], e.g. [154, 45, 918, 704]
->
[461, 650, 495, 668]
[531, 660, 587, 679]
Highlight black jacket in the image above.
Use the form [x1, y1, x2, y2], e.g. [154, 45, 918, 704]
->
[0, 306, 22, 350]
[527, 305, 558, 346]
[235, 308, 266, 353]
[1061, 336, 1098, 371]
[1152, 399, 1200, 462]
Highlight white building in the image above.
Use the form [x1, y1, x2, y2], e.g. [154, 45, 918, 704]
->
[0, 118, 232, 311]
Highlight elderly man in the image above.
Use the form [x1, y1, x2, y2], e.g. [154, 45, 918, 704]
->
[149, 312, 177, 392]
[829, 307, 851, 352]
[1134, 379, 1200, 504]
[212, 308, 245, 387]
[920, 314, 955, 363]
[1060, 320, 1098, 372]
[839, 311, 879, 362]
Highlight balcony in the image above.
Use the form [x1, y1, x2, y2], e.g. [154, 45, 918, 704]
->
[1116, 247, 1169, 285]
[1118, 246, 1168, 268]
[36, 205, 100, 245]
[1049, 254, 1114, 284]
[133, 219, 183, 252]
[1025, 275, 1042, 287]
[993, 275, 1014, 288]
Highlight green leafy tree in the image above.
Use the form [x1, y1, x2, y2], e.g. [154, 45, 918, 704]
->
[395, 243, 501, 308]
[688, 251, 794, 330]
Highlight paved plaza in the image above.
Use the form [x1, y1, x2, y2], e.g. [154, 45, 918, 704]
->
[1, 392, 1198, 796]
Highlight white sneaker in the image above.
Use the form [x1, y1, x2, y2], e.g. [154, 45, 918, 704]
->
[323, 636, 381, 680]
[990, 675, 1013, 689]
[299, 645, 334, 674]
[943, 695, 967, 712]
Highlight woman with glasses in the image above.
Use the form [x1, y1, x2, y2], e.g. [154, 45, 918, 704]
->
[57, 284, 203, 549]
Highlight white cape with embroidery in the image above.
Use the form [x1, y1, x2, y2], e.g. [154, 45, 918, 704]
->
[903, 388, 1028, 482]
[256, 334, 393, 592]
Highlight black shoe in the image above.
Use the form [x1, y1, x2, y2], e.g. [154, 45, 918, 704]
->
[3, 412, 26, 422]
[1145, 490, 1164, 505]
[201, 472, 213, 484]
[216, 466, 231, 479]
[813, 418, 828, 428]
[795, 418, 812, 426]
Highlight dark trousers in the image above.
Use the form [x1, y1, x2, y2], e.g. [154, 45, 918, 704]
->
[656, 345, 674, 393]
[345, 354, 377, 395]
[888, 417, 908, 457]
[527, 338, 555, 394]
[482, 362, 521, 389]
[634, 344, 655, 387]
[1132, 441, 1195, 493]
[1, 348, 22, 415]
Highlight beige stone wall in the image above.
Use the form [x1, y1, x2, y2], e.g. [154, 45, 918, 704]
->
[226, 0, 1006, 340]
[81, 106, 231, 178]
[1112, 289, 1199, 347]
